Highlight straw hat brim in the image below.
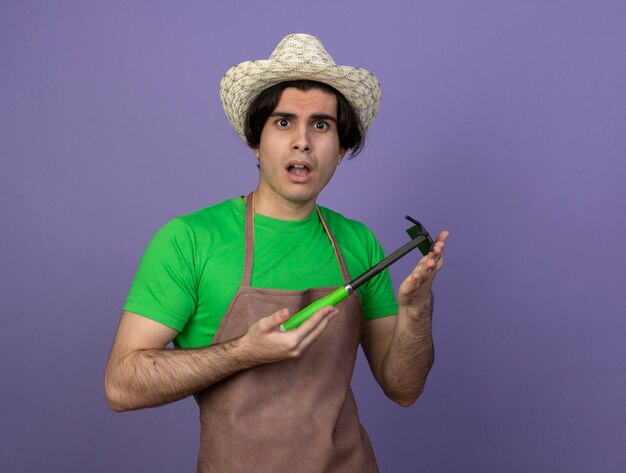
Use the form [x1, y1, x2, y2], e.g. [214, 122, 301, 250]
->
[220, 59, 381, 142]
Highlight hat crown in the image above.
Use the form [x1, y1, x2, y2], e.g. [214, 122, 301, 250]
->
[268, 33, 337, 66]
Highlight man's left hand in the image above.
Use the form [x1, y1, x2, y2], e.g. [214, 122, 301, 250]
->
[397, 231, 449, 308]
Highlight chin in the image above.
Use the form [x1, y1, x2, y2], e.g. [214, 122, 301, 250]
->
[283, 189, 319, 205]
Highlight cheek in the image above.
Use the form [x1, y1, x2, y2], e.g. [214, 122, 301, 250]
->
[321, 158, 340, 181]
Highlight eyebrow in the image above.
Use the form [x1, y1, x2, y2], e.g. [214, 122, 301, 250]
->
[270, 111, 337, 123]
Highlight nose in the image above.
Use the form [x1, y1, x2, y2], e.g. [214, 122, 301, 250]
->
[291, 124, 311, 153]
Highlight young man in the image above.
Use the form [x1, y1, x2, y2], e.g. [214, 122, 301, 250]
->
[105, 34, 448, 472]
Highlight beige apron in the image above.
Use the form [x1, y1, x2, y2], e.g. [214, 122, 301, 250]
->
[196, 193, 379, 473]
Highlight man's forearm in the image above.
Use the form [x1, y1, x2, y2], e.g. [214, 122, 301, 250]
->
[381, 293, 434, 407]
[105, 337, 256, 411]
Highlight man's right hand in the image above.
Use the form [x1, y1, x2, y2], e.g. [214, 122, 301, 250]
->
[240, 306, 338, 365]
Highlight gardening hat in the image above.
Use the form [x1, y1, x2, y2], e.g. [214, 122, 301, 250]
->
[220, 33, 381, 141]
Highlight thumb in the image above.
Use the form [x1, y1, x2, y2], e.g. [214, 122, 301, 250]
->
[403, 271, 420, 289]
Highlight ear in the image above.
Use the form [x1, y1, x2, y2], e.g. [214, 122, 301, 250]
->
[338, 148, 346, 164]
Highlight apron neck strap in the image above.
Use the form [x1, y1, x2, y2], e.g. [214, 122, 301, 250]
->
[242, 192, 256, 286]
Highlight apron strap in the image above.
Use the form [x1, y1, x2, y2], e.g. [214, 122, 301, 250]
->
[242, 192, 352, 286]
[242, 192, 255, 286]
[317, 207, 352, 284]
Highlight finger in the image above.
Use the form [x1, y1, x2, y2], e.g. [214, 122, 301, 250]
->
[291, 306, 337, 338]
[427, 239, 446, 262]
[410, 257, 437, 282]
[411, 263, 433, 285]
[435, 230, 450, 243]
[429, 245, 443, 258]
[298, 308, 338, 349]
[412, 251, 435, 273]
[402, 270, 421, 291]
[430, 237, 447, 256]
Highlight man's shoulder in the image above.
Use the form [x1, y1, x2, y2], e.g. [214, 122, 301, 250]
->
[177, 196, 243, 224]
[152, 197, 244, 244]
[164, 197, 241, 230]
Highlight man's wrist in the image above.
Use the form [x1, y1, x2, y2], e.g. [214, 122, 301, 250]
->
[398, 290, 433, 319]
[208, 336, 258, 373]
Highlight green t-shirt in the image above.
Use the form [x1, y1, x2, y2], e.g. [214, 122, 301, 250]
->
[124, 197, 398, 348]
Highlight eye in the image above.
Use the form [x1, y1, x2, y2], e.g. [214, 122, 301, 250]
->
[314, 121, 329, 130]
[276, 118, 290, 127]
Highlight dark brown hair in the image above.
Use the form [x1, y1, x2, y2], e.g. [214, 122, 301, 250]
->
[244, 80, 365, 158]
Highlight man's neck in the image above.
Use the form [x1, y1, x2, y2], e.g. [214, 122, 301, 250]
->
[251, 187, 317, 221]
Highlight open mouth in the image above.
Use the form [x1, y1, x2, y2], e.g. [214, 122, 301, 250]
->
[287, 162, 312, 178]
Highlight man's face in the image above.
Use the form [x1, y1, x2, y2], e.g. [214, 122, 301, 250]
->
[254, 87, 345, 214]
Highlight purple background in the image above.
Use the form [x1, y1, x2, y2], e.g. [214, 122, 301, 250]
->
[2, 1, 625, 472]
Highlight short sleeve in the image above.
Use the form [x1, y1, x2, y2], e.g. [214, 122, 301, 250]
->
[359, 232, 399, 321]
[123, 218, 197, 331]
